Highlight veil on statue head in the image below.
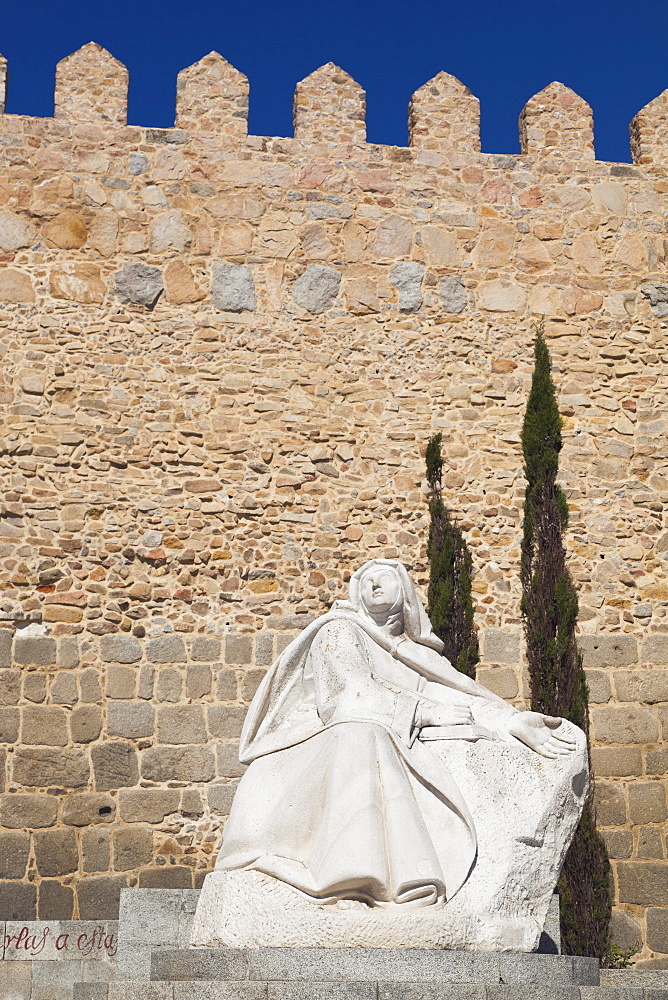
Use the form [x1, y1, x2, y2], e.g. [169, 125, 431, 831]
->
[348, 558, 444, 653]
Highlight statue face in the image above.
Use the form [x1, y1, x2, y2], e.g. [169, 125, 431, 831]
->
[359, 567, 403, 614]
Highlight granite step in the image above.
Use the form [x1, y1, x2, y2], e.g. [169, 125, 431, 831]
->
[149, 948, 600, 986]
[71, 983, 668, 1000]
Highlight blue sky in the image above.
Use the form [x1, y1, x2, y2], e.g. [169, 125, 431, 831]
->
[2, 0, 667, 163]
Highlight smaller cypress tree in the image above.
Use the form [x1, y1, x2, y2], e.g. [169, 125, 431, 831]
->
[521, 323, 611, 958]
[425, 432, 479, 677]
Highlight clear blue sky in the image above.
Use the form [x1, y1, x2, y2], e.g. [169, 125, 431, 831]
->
[2, 0, 667, 163]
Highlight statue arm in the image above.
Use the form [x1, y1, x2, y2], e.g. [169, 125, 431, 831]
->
[310, 619, 420, 744]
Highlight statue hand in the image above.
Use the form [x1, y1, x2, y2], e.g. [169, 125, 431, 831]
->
[419, 702, 474, 728]
[507, 712, 578, 758]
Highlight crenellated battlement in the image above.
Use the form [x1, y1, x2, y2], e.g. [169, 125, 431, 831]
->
[0, 41, 667, 164]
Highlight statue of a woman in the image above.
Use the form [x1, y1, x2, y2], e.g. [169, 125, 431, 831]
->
[193, 559, 588, 951]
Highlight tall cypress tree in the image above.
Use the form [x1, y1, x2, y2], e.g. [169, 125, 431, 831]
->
[426, 432, 479, 677]
[521, 323, 611, 958]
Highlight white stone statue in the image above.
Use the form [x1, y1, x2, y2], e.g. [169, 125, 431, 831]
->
[192, 559, 588, 951]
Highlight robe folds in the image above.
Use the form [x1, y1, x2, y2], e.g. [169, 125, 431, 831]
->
[215, 569, 524, 907]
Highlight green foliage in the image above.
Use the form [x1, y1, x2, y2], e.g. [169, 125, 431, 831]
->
[521, 323, 611, 959]
[603, 944, 639, 969]
[426, 433, 479, 678]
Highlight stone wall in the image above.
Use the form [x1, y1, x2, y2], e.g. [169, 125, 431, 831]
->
[0, 40, 668, 962]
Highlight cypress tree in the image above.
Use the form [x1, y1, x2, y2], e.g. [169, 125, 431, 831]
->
[520, 323, 611, 959]
[425, 432, 479, 677]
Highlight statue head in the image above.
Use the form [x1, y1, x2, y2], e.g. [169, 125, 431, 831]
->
[358, 564, 403, 617]
[348, 559, 444, 652]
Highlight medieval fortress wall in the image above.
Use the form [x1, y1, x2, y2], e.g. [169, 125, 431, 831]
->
[0, 40, 668, 960]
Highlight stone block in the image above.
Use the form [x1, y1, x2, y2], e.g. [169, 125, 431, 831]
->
[114, 826, 153, 871]
[439, 275, 468, 313]
[147, 635, 187, 664]
[157, 705, 207, 744]
[241, 669, 266, 702]
[637, 826, 664, 859]
[600, 829, 632, 859]
[14, 635, 57, 666]
[389, 262, 424, 313]
[225, 635, 252, 665]
[648, 908, 668, 953]
[106, 664, 137, 699]
[73, 988, 109, 1000]
[71, 705, 103, 743]
[642, 634, 668, 665]
[138, 867, 193, 889]
[0, 667, 21, 707]
[100, 634, 143, 663]
[590, 747, 642, 777]
[115, 262, 163, 307]
[157, 667, 183, 702]
[119, 788, 180, 823]
[481, 629, 520, 664]
[216, 743, 247, 779]
[267, 987, 375, 1000]
[187, 664, 212, 700]
[92, 742, 139, 791]
[216, 670, 238, 701]
[110, 988, 173, 1000]
[181, 789, 204, 816]
[0, 210, 36, 253]
[151, 948, 248, 981]
[34, 828, 78, 876]
[174, 986, 266, 1000]
[12, 748, 90, 788]
[382, 985, 487, 1000]
[108, 700, 155, 738]
[475, 667, 519, 700]
[0, 792, 58, 828]
[0, 628, 13, 667]
[293, 265, 341, 314]
[21, 705, 69, 746]
[150, 210, 192, 253]
[594, 782, 627, 826]
[59, 636, 80, 669]
[139, 665, 155, 700]
[646, 748, 668, 775]
[39, 879, 75, 919]
[142, 745, 215, 783]
[584, 670, 612, 704]
[0, 705, 19, 742]
[0, 880, 36, 918]
[578, 635, 638, 669]
[51, 670, 79, 705]
[614, 669, 668, 703]
[80, 668, 103, 703]
[0, 963, 31, 1000]
[591, 706, 659, 744]
[255, 634, 274, 667]
[211, 262, 256, 312]
[23, 671, 47, 703]
[0, 668, 20, 705]
[207, 782, 238, 816]
[77, 874, 127, 919]
[62, 792, 116, 826]
[617, 861, 668, 905]
[628, 781, 667, 824]
[192, 636, 222, 661]
[208, 706, 246, 739]
[82, 829, 111, 872]
[609, 908, 643, 951]
[0, 830, 30, 878]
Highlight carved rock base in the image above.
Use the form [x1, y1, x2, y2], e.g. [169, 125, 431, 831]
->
[192, 729, 587, 952]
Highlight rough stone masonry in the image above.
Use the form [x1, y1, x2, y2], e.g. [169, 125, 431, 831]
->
[0, 40, 668, 963]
